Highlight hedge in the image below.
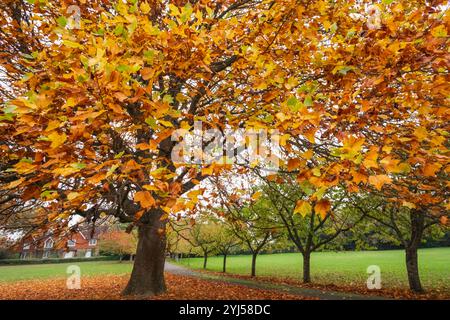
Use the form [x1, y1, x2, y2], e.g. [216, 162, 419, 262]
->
[0, 255, 121, 266]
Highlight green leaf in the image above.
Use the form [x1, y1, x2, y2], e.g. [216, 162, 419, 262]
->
[145, 117, 157, 129]
[70, 163, 86, 170]
[163, 95, 174, 105]
[116, 64, 130, 72]
[114, 151, 125, 159]
[56, 16, 67, 28]
[113, 24, 125, 36]
[304, 95, 313, 107]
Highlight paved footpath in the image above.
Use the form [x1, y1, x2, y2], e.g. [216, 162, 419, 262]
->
[164, 262, 389, 300]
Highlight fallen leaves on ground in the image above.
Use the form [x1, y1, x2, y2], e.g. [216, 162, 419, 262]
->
[199, 271, 450, 300]
[0, 274, 314, 300]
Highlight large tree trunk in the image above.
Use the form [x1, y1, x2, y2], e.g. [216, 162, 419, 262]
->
[122, 215, 167, 296]
[203, 253, 208, 269]
[251, 253, 257, 277]
[302, 251, 311, 283]
[405, 245, 423, 293]
[222, 254, 227, 273]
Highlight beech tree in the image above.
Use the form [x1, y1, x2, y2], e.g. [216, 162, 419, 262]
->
[1, 0, 448, 296]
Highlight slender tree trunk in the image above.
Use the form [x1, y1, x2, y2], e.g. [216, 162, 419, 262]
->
[302, 251, 311, 283]
[122, 214, 167, 296]
[405, 245, 423, 292]
[404, 210, 425, 293]
[222, 254, 227, 273]
[203, 253, 208, 269]
[251, 253, 257, 277]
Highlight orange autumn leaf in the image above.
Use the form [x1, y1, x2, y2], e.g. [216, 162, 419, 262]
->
[314, 199, 331, 219]
[287, 158, 302, 172]
[368, 175, 392, 191]
[134, 191, 156, 209]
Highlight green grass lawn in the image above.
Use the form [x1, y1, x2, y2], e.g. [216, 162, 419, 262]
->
[0, 261, 133, 283]
[177, 247, 450, 291]
[1, 248, 448, 292]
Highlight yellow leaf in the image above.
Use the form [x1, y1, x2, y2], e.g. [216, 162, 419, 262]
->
[414, 127, 428, 141]
[368, 175, 392, 191]
[402, 201, 416, 209]
[431, 25, 447, 38]
[62, 40, 84, 49]
[294, 200, 312, 217]
[143, 185, 158, 191]
[140, 1, 150, 14]
[134, 191, 156, 209]
[340, 136, 365, 161]
[201, 166, 214, 176]
[67, 192, 81, 201]
[48, 132, 67, 149]
[363, 147, 378, 169]
[45, 120, 60, 132]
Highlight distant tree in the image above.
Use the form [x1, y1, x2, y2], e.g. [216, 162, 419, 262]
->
[99, 230, 137, 262]
[187, 219, 219, 270]
[214, 224, 240, 273]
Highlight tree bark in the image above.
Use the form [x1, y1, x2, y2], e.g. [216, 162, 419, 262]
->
[251, 253, 257, 277]
[122, 214, 167, 296]
[203, 253, 208, 269]
[404, 210, 425, 293]
[222, 254, 227, 273]
[405, 245, 423, 293]
[302, 251, 311, 283]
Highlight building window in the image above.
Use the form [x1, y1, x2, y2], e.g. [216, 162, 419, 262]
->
[23, 243, 30, 250]
[89, 239, 97, 246]
[44, 238, 54, 249]
[67, 240, 76, 247]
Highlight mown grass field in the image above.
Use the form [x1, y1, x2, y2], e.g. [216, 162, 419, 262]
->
[1, 248, 448, 292]
[176, 247, 450, 291]
[0, 261, 133, 282]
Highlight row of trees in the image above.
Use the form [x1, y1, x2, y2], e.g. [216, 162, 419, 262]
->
[168, 172, 448, 292]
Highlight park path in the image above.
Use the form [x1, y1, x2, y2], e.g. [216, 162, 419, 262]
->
[164, 261, 389, 300]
